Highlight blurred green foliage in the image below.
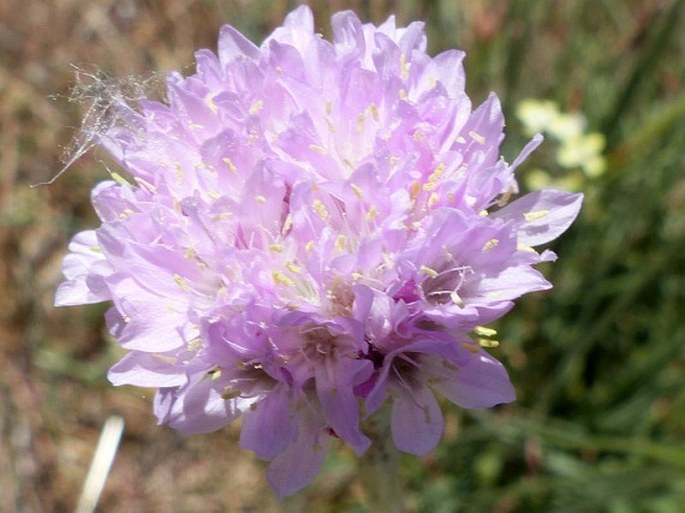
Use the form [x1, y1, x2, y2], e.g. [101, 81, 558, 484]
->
[284, 1, 685, 512]
[401, 1, 685, 512]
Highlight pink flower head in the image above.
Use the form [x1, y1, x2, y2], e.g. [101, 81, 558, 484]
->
[56, 6, 582, 498]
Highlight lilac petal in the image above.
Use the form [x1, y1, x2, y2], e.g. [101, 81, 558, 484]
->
[218, 25, 260, 65]
[164, 376, 248, 434]
[55, 230, 111, 306]
[315, 360, 372, 455]
[240, 383, 293, 460]
[474, 266, 552, 303]
[331, 10, 365, 51]
[510, 133, 543, 171]
[434, 352, 515, 409]
[429, 49, 466, 98]
[493, 189, 584, 246]
[108, 352, 186, 388]
[104, 289, 189, 352]
[267, 406, 329, 499]
[282, 4, 314, 32]
[391, 384, 443, 456]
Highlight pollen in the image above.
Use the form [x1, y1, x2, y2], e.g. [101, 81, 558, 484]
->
[249, 99, 264, 115]
[351, 183, 364, 199]
[369, 103, 380, 122]
[272, 270, 295, 287]
[400, 53, 410, 80]
[474, 326, 498, 337]
[312, 199, 329, 220]
[356, 112, 365, 134]
[285, 261, 302, 274]
[469, 130, 486, 145]
[309, 144, 327, 155]
[420, 265, 439, 279]
[517, 243, 538, 253]
[450, 291, 465, 306]
[282, 214, 293, 235]
[222, 157, 238, 174]
[173, 273, 190, 291]
[423, 163, 446, 191]
[335, 234, 347, 251]
[255, 195, 267, 204]
[205, 94, 219, 113]
[366, 205, 379, 221]
[305, 240, 316, 253]
[208, 367, 222, 380]
[428, 192, 439, 207]
[111, 171, 131, 186]
[269, 244, 285, 253]
[482, 238, 499, 252]
[495, 187, 515, 207]
[477, 338, 500, 348]
[524, 210, 550, 221]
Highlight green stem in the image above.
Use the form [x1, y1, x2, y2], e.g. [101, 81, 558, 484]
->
[359, 412, 404, 513]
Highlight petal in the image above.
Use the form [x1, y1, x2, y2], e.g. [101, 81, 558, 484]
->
[218, 25, 260, 65]
[391, 384, 443, 456]
[434, 352, 515, 409]
[162, 375, 248, 434]
[108, 352, 187, 388]
[493, 189, 583, 246]
[315, 359, 372, 455]
[240, 383, 293, 460]
[473, 266, 552, 303]
[55, 230, 111, 306]
[266, 406, 329, 499]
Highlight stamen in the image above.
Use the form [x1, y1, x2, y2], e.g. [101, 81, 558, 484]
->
[222, 157, 238, 174]
[420, 265, 439, 279]
[312, 199, 329, 220]
[477, 338, 500, 348]
[524, 210, 550, 221]
[173, 274, 190, 291]
[272, 270, 294, 287]
[249, 100, 264, 115]
[474, 326, 497, 337]
[309, 144, 327, 155]
[469, 130, 485, 145]
[482, 238, 499, 252]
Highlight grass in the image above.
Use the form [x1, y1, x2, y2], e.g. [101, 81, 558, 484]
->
[0, 0, 683, 512]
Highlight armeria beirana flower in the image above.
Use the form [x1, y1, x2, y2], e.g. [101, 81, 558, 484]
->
[56, 6, 582, 498]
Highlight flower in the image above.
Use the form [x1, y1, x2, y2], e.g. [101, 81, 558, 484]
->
[56, 6, 583, 498]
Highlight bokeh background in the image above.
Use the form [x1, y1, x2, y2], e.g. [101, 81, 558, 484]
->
[1, 1, 684, 512]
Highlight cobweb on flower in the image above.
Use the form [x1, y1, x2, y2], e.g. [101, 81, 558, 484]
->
[34, 65, 163, 187]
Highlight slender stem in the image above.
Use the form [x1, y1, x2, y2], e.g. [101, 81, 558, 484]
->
[359, 410, 404, 513]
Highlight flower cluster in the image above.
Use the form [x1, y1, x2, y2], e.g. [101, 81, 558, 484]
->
[517, 98, 607, 182]
[57, 6, 582, 497]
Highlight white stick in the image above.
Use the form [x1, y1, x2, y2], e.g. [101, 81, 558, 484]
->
[74, 416, 125, 513]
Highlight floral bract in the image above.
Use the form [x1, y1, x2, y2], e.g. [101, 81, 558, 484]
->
[56, 6, 582, 498]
